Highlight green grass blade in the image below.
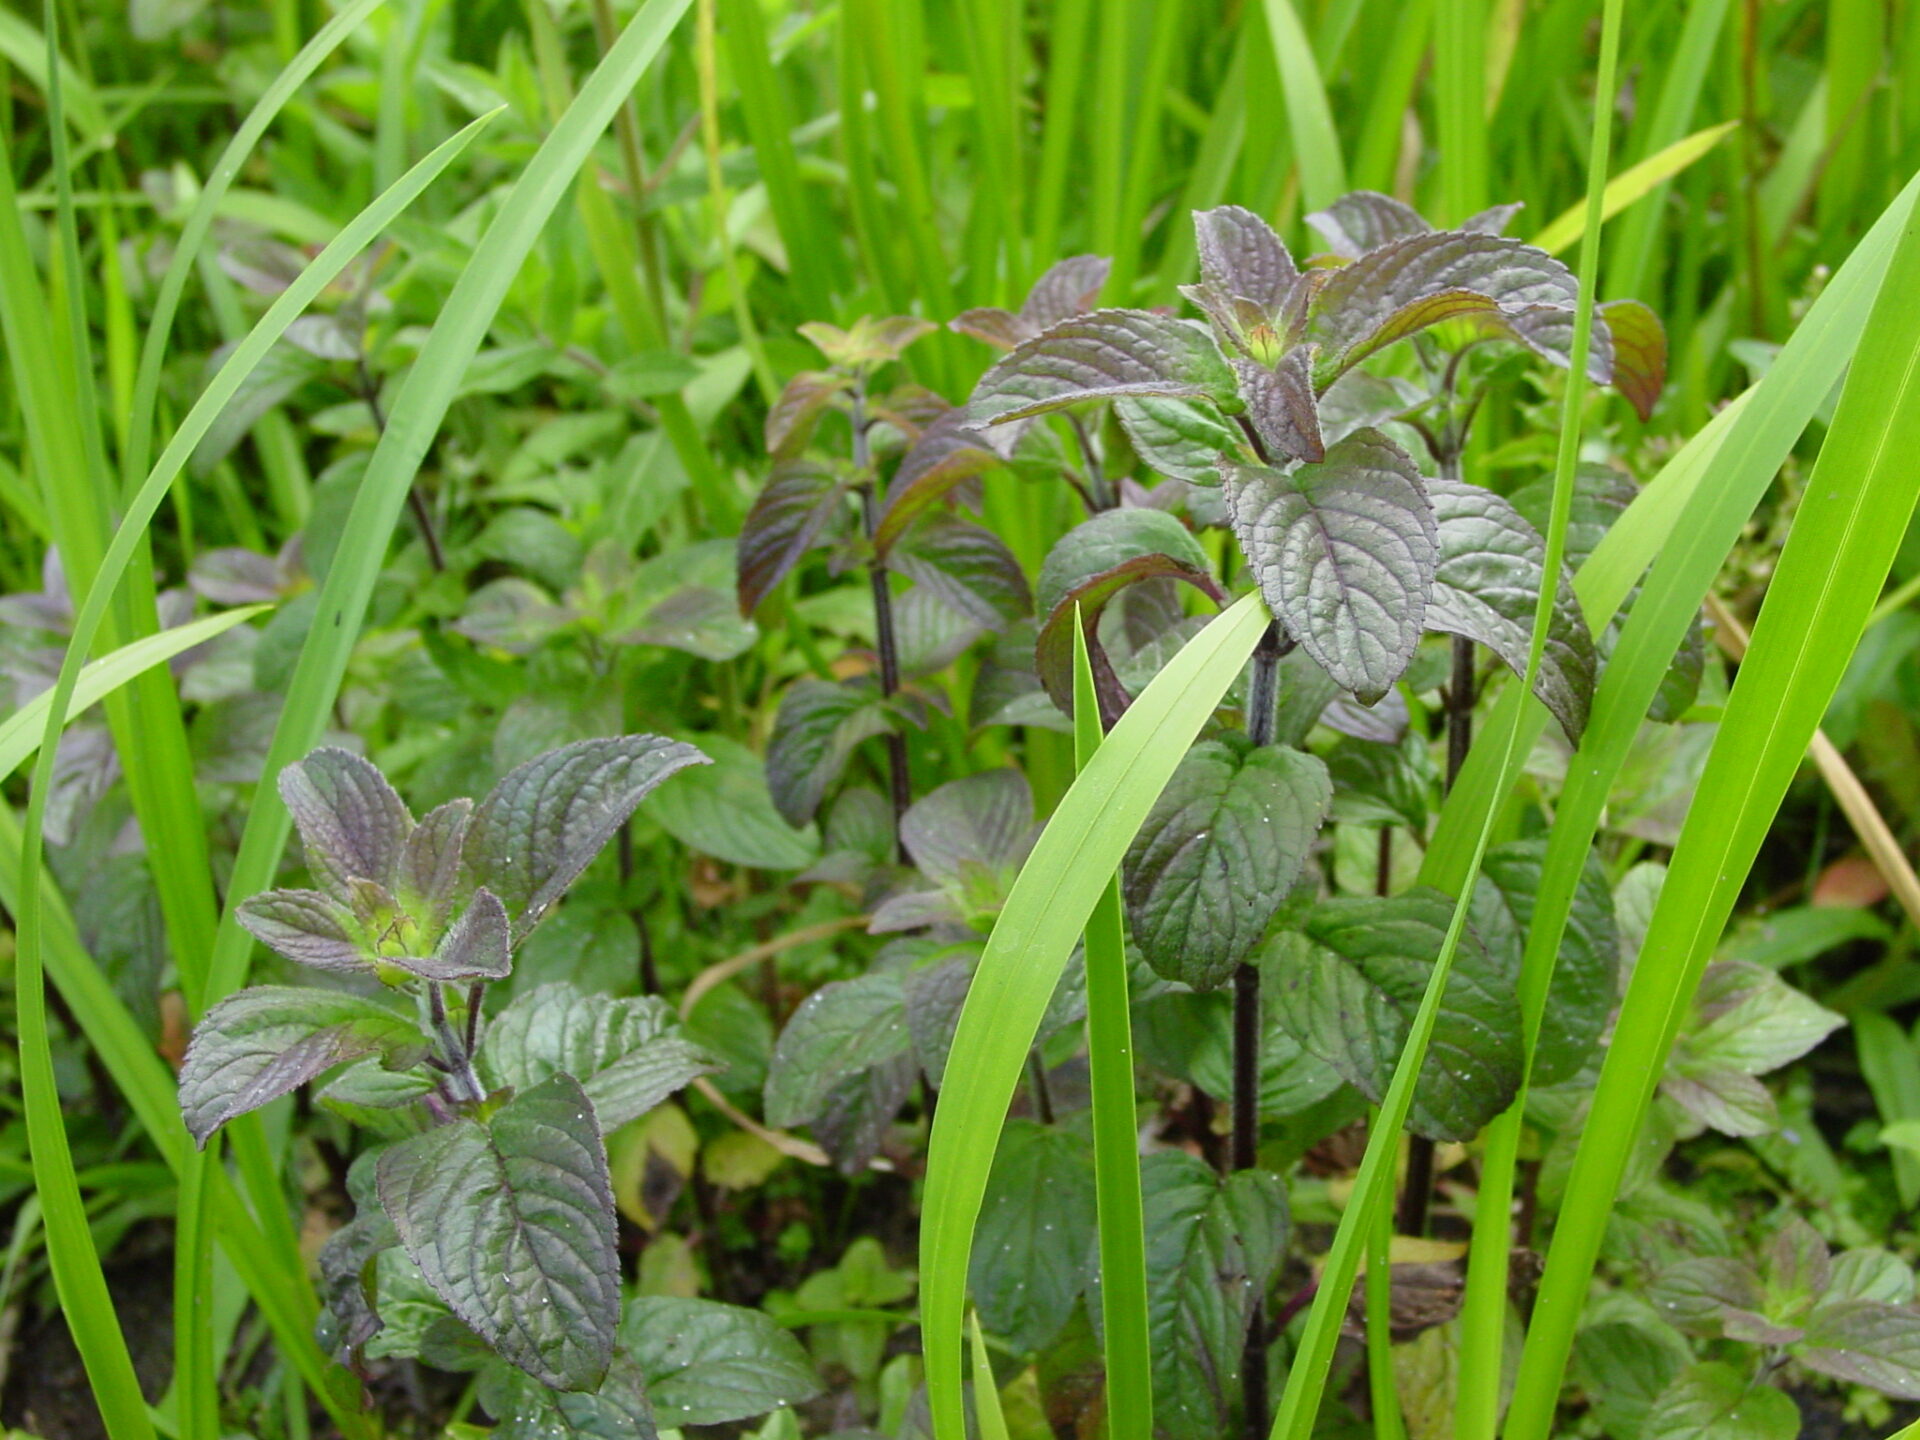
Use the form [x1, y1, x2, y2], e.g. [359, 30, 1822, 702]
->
[719, 0, 838, 316]
[970, 1311, 1012, 1440]
[1530, 119, 1738, 255]
[1073, 617, 1153, 1440]
[920, 592, 1271, 1439]
[1151, 27, 1251, 301]
[1435, 0, 1488, 221]
[1260, 0, 1348, 213]
[1606, 0, 1734, 295]
[1031, 0, 1092, 269]
[0, 607, 268, 780]
[1108, 0, 1184, 304]
[1363, 1132, 1405, 1440]
[1350, 0, 1435, 196]
[1271, 4, 1625, 1432]
[1090, 0, 1133, 291]
[1506, 182, 1920, 1440]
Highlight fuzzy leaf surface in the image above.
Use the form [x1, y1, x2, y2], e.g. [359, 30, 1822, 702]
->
[280, 746, 412, 892]
[1481, 839, 1618, 1086]
[1225, 427, 1436, 701]
[765, 680, 899, 827]
[1425, 476, 1598, 741]
[1194, 205, 1300, 310]
[892, 516, 1032, 628]
[179, 986, 420, 1144]
[1142, 1152, 1289, 1440]
[1114, 396, 1239, 484]
[970, 1121, 1097, 1352]
[377, 1073, 620, 1391]
[968, 311, 1234, 426]
[463, 735, 709, 941]
[762, 973, 911, 1127]
[480, 983, 717, 1131]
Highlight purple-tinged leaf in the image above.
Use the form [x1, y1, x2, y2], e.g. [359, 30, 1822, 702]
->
[179, 987, 421, 1145]
[1599, 298, 1667, 420]
[968, 310, 1235, 426]
[891, 515, 1031, 628]
[1114, 396, 1239, 484]
[1424, 477, 1598, 742]
[1194, 205, 1300, 310]
[399, 799, 473, 935]
[1225, 428, 1436, 702]
[874, 409, 1006, 555]
[1179, 282, 1284, 361]
[377, 1073, 620, 1392]
[765, 370, 848, 458]
[400, 888, 511, 983]
[1648, 1257, 1768, 1335]
[1232, 349, 1325, 464]
[1798, 1299, 1920, 1399]
[1124, 737, 1332, 990]
[1459, 202, 1523, 237]
[236, 889, 371, 973]
[1032, 508, 1223, 713]
[814, 1048, 917, 1173]
[901, 769, 1036, 890]
[1022, 254, 1112, 329]
[893, 586, 989, 678]
[1306, 231, 1582, 383]
[1305, 191, 1430, 260]
[188, 547, 283, 604]
[736, 459, 850, 615]
[480, 982, 717, 1132]
[765, 680, 898, 827]
[1460, 302, 1616, 382]
[950, 306, 1030, 352]
[1322, 683, 1408, 742]
[463, 736, 710, 941]
[280, 747, 413, 894]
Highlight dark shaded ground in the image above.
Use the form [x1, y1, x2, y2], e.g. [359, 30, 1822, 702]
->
[2, 1246, 172, 1440]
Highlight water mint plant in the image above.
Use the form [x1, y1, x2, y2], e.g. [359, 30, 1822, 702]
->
[176, 736, 824, 1425]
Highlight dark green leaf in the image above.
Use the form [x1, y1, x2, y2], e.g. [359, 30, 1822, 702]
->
[1036, 509, 1214, 621]
[1326, 735, 1431, 830]
[622, 1297, 822, 1425]
[1114, 396, 1239, 484]
[479, 982, 717, 1132]
[970, 1121, 1097, 1352]
[1124, 737, 1331, 990]
[763, 973, 911, 1127]
[737, 459, 848, 615]
[765, 370, 848, 458]
[1225, 428, 1436, 702]
[1232, 349, 1325, 464]
[1426, 476, 1598, 741]
[765, 680, 898, 827]
[1275, 884, 1523, 1139]
[463, 735, 709, 941]
[1481, 839, 1617, 1086]
[1572, 1317, 1690, 1440]
[481, 1354, 659, 1440]
[401, 798, 473, 935]
[377, 1073, 620, 1391]
[179, 986, 421, 1144]
[900, 769, 1035, 891]
[1142, 1152, 1289, 1440]
[874, 409, 1004, 555]
[968, 311, 1235, 426]
[812, 1050, 916, 1173]
[236, 888, 370, 973]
